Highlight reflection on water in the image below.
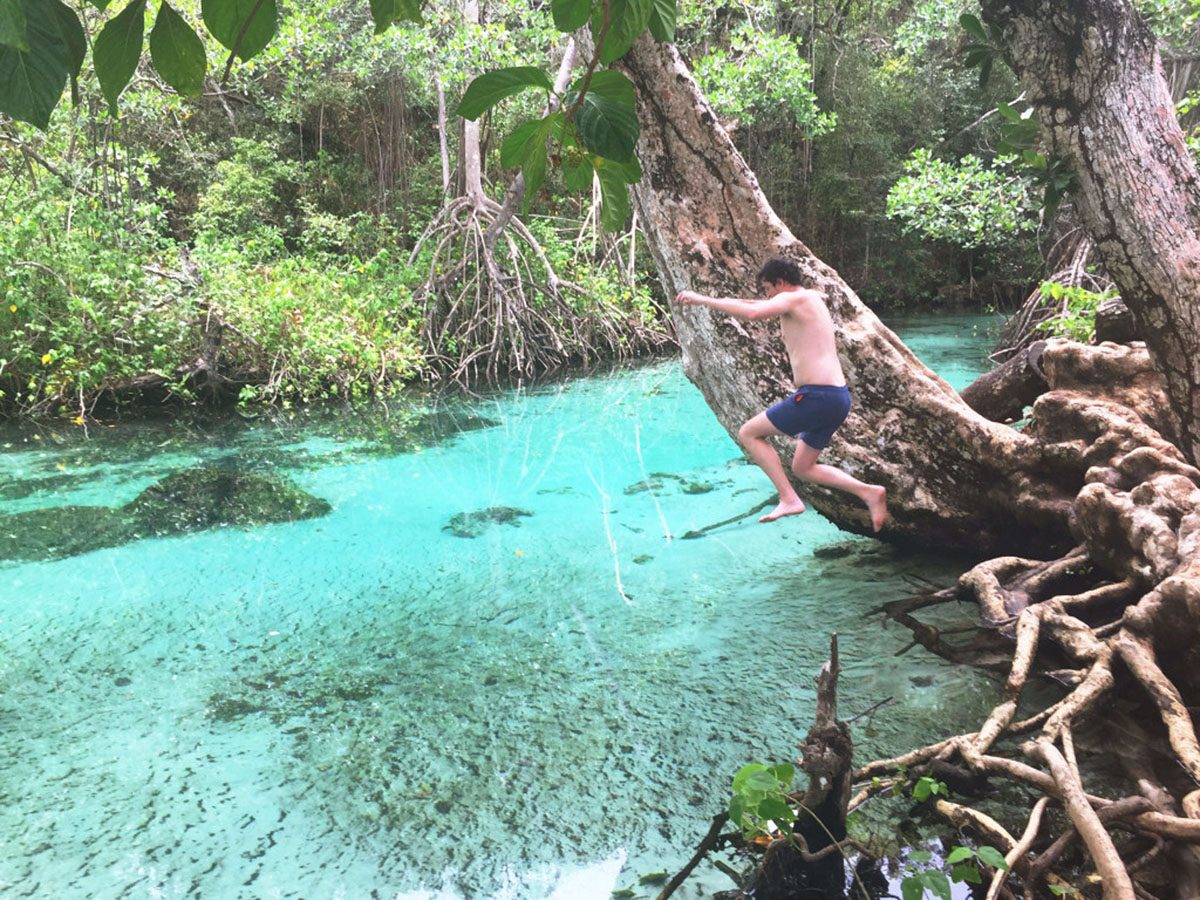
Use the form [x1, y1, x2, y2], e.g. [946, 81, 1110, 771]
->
[0, 314, 1000, 898]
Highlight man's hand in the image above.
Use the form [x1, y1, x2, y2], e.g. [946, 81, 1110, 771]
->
[674, 290, 707, 306]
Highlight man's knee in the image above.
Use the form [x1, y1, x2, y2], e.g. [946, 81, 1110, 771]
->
[792, 453, 816, 477]
[737, 421, 758, 446]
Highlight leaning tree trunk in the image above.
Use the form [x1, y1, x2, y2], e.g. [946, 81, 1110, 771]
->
[617, 37, 1076, 555]
[981, 0, 1200, 464]
[619, 15, 1200, 897]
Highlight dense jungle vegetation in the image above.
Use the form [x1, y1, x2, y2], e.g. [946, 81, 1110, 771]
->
[1, 0, 1198, 418]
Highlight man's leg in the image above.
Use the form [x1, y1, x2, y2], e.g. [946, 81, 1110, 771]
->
[791, 442, 888, 532]
[738, 413, 807, 523]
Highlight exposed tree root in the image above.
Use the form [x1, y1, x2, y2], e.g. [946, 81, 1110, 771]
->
[663, 339, 1200, 899]
[413, 35, 671, 388]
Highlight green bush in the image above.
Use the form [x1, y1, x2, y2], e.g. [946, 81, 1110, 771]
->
[192, 138, 299, 259]
[886, 149, 1038, 250]
[0, 178, 191, 415]
[694, 28, 836, 135]
[1035, 281, 1117, 343]
[197, 246, 425, 404]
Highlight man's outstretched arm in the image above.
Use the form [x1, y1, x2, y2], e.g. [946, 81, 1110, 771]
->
[674, 289, 801, 321]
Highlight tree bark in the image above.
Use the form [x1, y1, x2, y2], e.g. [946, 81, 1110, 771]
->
[618, 36, 1071, 554]
[981, 0, 1200, 465]
[960, 340, 1048, 423]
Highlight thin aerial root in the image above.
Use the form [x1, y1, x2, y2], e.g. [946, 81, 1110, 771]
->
[1027, 739, 1135, 898]
[968, 608, 1042, 760]
[985, 796, 1049, 900]
[1040, 653, 1114, 741]
[853, 734, 969, 781]
[1115, 632, 1200, 794]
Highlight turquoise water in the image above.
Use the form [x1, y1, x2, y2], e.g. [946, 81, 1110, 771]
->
[1, 314, 1001, 899]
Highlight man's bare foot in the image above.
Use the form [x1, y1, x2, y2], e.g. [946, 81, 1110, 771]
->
[760, 498, 806, 523]
[865, 485, 888, 532]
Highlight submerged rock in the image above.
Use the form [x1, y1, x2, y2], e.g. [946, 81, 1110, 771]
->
[0, 466, 331, 562]
[127, 467, 331, 534]
[443, 506, 533, 538]
[0, 505, 133, 561]
[206, 694, 265, 722]
[812, 541, 860, 560]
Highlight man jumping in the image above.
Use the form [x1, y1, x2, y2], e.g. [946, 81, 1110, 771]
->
[675, 257, 888, 530]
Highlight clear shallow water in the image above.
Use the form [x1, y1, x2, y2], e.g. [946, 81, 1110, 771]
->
[1, 314, 1002, 899]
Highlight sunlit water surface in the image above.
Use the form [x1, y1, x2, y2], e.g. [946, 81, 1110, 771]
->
[1, 313, 1001, 899]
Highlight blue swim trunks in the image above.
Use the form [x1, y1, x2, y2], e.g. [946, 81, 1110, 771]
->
[764, 384, 851, 450]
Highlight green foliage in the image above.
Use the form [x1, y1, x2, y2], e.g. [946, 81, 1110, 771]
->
[1136, 0, 1200, 52]
[0, 0, 415, 129]
[93, 0, 145, 111]
[0, 166, 187, 414]
[693, 28, 835, 134]
[1035, 281, 1118, 342]
[369, 0, 422, 33]
[1048, 884, 1082, 896]
[568, 70, 639, 161]
[458, 0, 656, 231]
[456, 66, 553, 120]
[595, 0, 652, 64]
[900, 844, 1008, 900]
[910, 775, 947, 802]
[957, 12, 1004, 88]
[200, 248, 424, 404]
[728, 762, 796, 838]
[886, 148, 1038, 251]
[894, 0, 971, 55]
[0, 0, 85, 128]
[191, 137, 298, 257]
[149, 2, 207, 96]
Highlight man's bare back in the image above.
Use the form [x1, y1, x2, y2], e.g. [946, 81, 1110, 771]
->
[673, 256, 887, 532]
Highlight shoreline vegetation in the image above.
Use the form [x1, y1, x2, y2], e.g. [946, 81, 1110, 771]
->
[1, 0, 1067, 425]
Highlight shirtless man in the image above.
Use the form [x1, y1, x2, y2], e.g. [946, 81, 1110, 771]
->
[675, 256, 888, 530]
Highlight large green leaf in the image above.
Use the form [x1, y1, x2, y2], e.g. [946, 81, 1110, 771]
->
[93, 0, 145, 112]
[594, 0, 651, 64]
[368, 0, 421, 34]
[45, 0, 84, 104]
[569, 70, 638, 161]
[457, 66, 552, 120]
[975, 846, 1010, 871]
[646, 0, 674, 42]
[0, 0, 28, 51]
[551, 0, 588, 32]
[501, 114, 559, 209]
[500, 118, 546, 169]
[596, 162, 630, 230]
[45, 0, 84, 76]
[959, 13, 987, 41]
[0, 0, 73, 128]
[201, 0, 277, 61]
[562, 154, 592, 191]
[150, 1, 205, 95]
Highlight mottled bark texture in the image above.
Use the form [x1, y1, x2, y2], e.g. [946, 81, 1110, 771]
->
[981, 0, 1200, 466]
[620, 14, 1200, 897]
[619, 36, 1075, 555]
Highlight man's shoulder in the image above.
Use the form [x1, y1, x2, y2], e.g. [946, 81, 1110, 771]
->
[780, 287, 826, 314]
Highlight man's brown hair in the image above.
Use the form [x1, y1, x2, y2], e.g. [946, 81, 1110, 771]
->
[757, 256, 804, 289]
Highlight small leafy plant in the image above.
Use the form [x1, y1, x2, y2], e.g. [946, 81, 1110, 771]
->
[728, 762, 796, 838]
[900, 845, 1009, 900]
[911, 775, 948, 802]
[1035, 281, 1118, 343]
